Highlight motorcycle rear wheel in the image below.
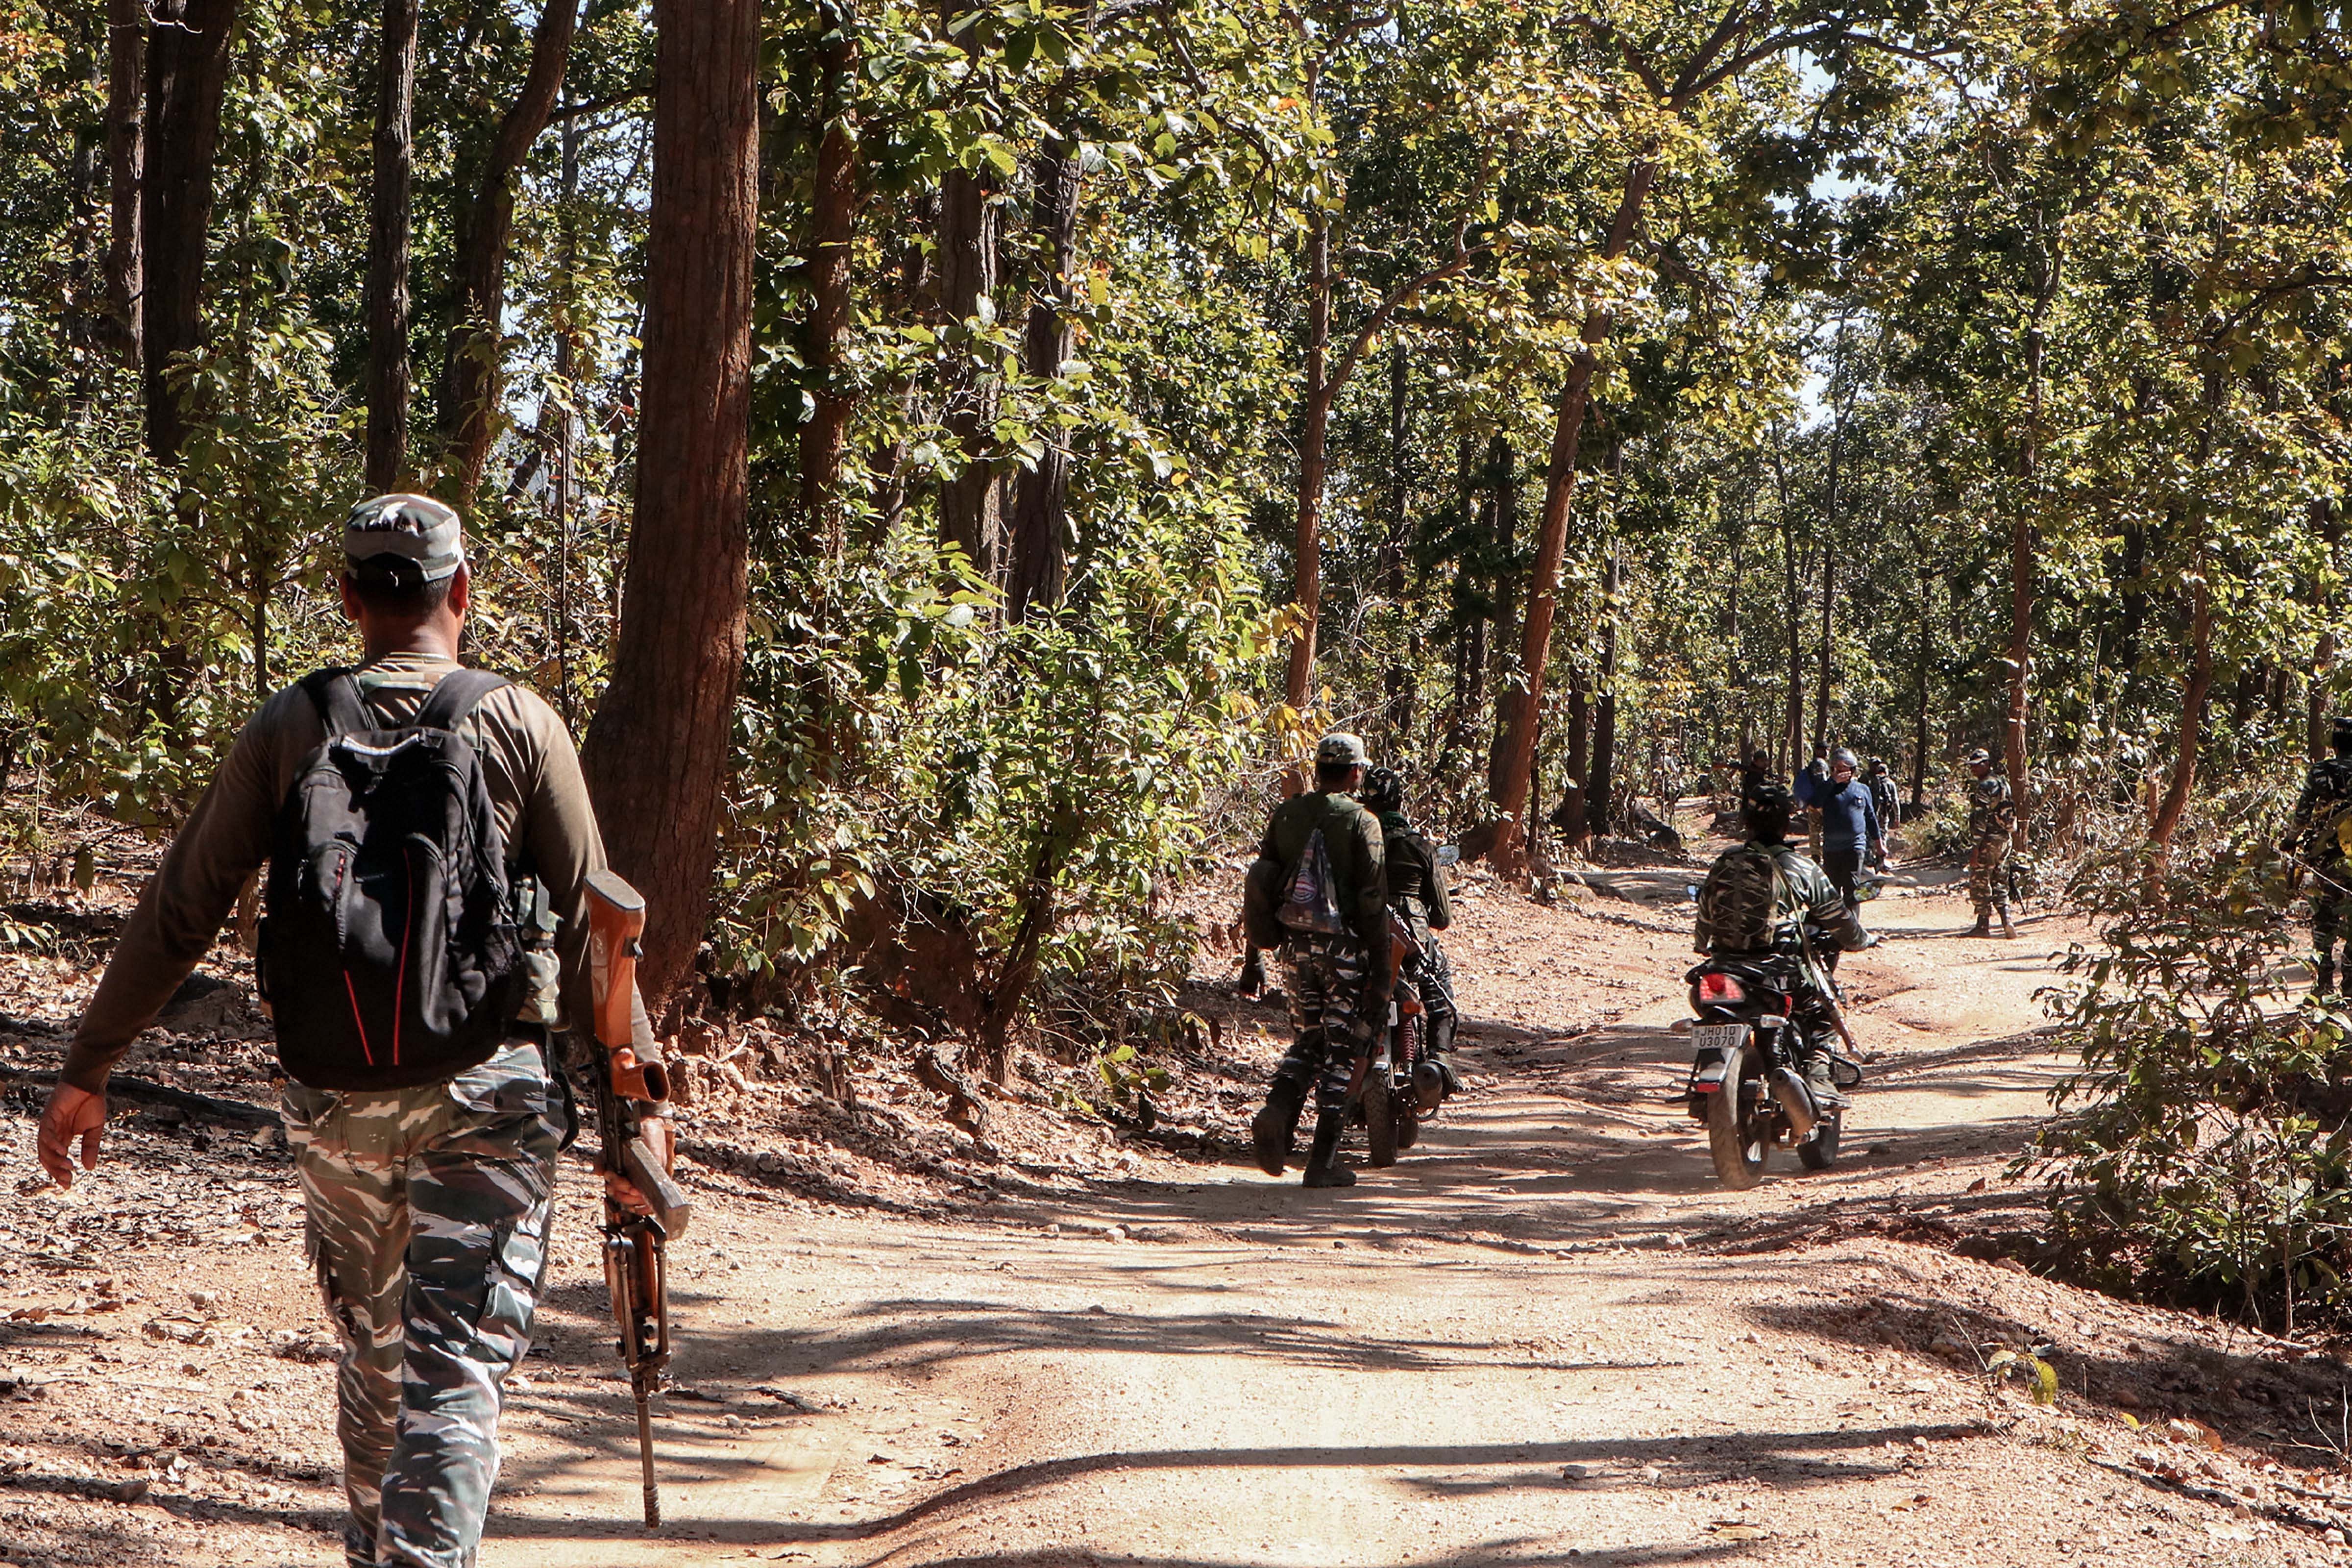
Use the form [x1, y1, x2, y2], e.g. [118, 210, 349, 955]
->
[1707, 1042, 1768, 1190]
[1798, 1108, 1843, 1171]
[1364, 1076, 1398, 1167]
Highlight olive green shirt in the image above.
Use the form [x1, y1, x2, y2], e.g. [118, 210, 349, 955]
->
[1256, 790, 1388, 953]
[61, 654, 612, 1094]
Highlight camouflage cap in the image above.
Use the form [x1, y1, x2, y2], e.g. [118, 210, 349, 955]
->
[345, 493, 464, 587]
[1964, 747, 1994, 767]
[1315, 732, 1370, 770]
[2334, 714, 2352, 744]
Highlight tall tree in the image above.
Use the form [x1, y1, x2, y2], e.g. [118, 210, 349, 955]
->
[798, 0, 861, 555]
[1007, 118, 1082, 616]
[1487, 1, 1949, 870]
[103, 0, 143, 368]
[581, 0, 759, 1010]
[935, 5, 1005, 578]
[1278, 4, 1491, 714]
[440, 0, 581, 505]
[363, 0, 419, 491]
[143, 0, 239, 463]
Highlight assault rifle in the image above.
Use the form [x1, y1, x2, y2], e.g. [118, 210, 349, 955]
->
[584, 871, 692, 1529]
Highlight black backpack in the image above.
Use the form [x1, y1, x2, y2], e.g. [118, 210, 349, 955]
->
[257, 668, 527, 1091]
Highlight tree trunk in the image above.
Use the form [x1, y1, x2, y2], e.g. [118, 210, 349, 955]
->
[364, 0, 419, 492]
[1283, 207, 1333, 713]
[1725, 503, 1742, 757]
[1585, 547, 1620, 839]
[1439, 440, 1477, 771]
[104, 0, 144, 369]
[1813, 322, 1848, 757]
[797, 0, 861, 558]
[2008, 236, 2061, 845]
[142, 0, 239, 464]
[1007, 128, 1081, 618]
[935, 8, 1004, 580]
[1561, 660, 1590, 854]
[2313, 499, 2342, 759]
[2148, 568, 2214, 851]
[1487, 158, 1657, 870]
[1784, 507, 1802, 769]
[1485, 437, 1521, 803]
[440, 0, 579, 504]
[1378, 340, 1414, 738]
[67, 43, 105, 400]
[1911, 570, 1933, 812]
[579, 0, 759, 1011]
[550, 95, 581, 730]
[1813, 543, 1834, 755]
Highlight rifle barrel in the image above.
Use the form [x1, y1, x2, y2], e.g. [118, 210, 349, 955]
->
[635, 1386, 660, 1526]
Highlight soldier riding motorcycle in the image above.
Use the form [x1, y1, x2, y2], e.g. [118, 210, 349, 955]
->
[1359, 767, 1461, 1109]
[1684, 784, 1867, 1189]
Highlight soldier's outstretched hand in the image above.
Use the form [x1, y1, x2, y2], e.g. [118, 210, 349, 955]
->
[36, 1083, 106, 1189]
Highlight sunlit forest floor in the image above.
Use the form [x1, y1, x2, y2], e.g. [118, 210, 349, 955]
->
[1, 818, 2346, 1567]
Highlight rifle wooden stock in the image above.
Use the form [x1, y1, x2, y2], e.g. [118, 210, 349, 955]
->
[585, 870, 647, 1054]
[623, 1132, 691, 1236]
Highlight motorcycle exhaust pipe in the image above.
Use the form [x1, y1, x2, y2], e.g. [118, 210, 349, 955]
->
[1773, 1068, 1818, 1140]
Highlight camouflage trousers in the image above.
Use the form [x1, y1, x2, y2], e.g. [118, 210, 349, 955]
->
[1966, 836, 2010, 916]
[282, 1037, 563, 1568]
[1276, 932, 1374, 1113]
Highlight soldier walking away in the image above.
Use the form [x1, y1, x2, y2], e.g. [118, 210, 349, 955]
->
[1359, 767, 1461, 1110]
[2283, 716, 2352, 994]
[1962, 747, 2016, 939]
[1867, 758, 1901, 830]
[33, 495, 656, 1568]
[1241, 733, 1388, 1188]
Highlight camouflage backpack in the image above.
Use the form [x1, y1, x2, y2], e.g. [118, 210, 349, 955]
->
[1698, 843, 1788, 954]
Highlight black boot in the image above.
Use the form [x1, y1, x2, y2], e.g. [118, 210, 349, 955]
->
[2319, 956, 2338, 998]
[1301, 1108, 1355, 1188]
[1801, 1051, 1849, 1112]
[1251, 1077, 1308, 1176]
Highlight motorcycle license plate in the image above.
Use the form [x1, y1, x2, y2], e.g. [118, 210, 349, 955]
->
[1690, 1024, 1749, 1065]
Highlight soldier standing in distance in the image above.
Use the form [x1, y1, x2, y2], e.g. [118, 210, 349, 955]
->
[1962, 747, 2016, 939]
[33, 496, 650, 1568]
[2283, 716, 2352, 994]
[1244, 733, 1388, 1188]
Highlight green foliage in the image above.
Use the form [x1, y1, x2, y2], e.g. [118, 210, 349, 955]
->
[2037, 788, 2352, 1330]
[7, 0, 2352, 1078]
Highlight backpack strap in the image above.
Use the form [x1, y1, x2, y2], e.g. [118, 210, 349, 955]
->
[415, 668, 509, 734]
[300, 668, 370, 739]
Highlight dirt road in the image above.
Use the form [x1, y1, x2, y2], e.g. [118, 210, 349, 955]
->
[5, 867, 2347, 1568]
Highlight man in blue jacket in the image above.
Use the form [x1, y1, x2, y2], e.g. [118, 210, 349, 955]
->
[1815, 748, 1884, 918]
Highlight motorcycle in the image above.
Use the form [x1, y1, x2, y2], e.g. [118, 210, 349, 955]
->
[1356, 908, 1426, 1168]
[1681, 952, 1862, 1189]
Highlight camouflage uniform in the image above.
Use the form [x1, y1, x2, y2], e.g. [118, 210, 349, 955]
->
[1274, 932, 1376, 1113]
[46, 503, 627, 1567]
[285, 1036, 563, 1568]
[1693, 836, 1866, 1099]
[1965, 773, 2016, 921]
[2287, 755, 2352, 987]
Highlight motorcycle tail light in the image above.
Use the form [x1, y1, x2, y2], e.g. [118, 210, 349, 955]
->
[1697, 972, 1744, 1004]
